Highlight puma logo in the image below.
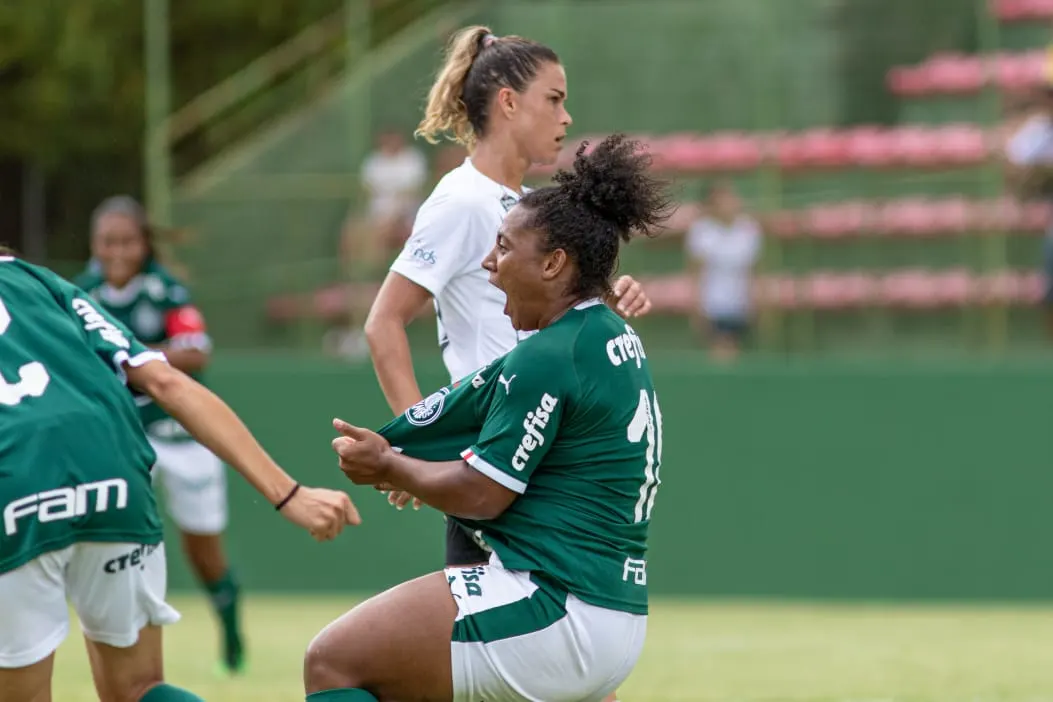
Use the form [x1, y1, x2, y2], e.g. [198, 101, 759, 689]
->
[498, 374, 516, 395]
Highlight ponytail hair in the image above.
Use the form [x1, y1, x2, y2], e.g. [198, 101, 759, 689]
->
[416, 25, 560, 148]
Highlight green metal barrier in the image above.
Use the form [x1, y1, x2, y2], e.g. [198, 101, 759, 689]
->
[164, 353, 1053, 601]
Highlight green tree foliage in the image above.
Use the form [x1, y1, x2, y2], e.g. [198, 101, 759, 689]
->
[0, 0, 342, 259]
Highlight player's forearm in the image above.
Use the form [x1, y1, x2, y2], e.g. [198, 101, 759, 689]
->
[381, 453, 504, 520]
[132, 364, 295, 505]
[153, 345, 209, 374]
[364, 318, 424, 414]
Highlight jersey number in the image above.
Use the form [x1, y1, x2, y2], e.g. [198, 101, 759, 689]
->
[0, 295, 51, 406]
[627, 389, 663, 523]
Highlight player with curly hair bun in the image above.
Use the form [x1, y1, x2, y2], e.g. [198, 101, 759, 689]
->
[365, 27, 655, 596]
[307, 133, 670, 702]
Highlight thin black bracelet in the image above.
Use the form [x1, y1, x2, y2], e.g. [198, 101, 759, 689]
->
[275, 482, 301, 511]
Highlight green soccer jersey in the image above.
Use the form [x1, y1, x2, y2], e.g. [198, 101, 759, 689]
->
[0, 257, 166, 575]
[379, 300, 662, 615]
[74, 259, 209, 440]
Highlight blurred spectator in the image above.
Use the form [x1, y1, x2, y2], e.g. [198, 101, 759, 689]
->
[330, 129, 428, 359]
[684, 180, 762, 362]
[1004, 84, 1053, 339]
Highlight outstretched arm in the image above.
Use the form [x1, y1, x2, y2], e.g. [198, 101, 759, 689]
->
[128, 360, 359, 539]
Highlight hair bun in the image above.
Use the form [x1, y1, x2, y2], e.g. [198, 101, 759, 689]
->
[551, 134, 672, 242]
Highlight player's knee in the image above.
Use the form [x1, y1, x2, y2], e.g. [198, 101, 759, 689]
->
[303, 632, 362, 693]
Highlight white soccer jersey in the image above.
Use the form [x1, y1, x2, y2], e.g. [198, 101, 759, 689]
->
[389, 158, 531, 381]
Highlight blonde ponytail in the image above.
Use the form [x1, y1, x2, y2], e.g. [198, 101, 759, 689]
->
[416, 26, 494, 147]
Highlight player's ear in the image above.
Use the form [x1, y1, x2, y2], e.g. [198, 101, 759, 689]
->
[541, 248, 567, 282]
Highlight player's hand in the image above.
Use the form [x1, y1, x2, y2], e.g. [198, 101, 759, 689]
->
[385, 489, 422, 511]
[332, 418, 393, 486]
[279, 485, 360, 542]
[611, 275, 651, 318]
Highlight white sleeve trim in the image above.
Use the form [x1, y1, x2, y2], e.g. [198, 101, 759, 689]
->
[461, 448, 527, 494]
[126, 350, 168, 367]
[388, 260, 442, 298]
[109, 350, 166, 386]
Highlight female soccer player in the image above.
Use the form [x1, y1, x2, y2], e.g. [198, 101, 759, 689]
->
[0, 252, 357, 702]
[365, 25, 652, 582]
[74, 195, 248, 674]
[307, 134, 668, 702]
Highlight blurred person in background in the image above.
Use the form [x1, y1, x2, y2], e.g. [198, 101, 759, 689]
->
[330, 129, 429, 360]
[362, 26, 653, 702]
[1004, 84, 1053, 339]
[73, 196, 248, 676]
[685, 180, 762, 361]
[0, 251, 357, 702]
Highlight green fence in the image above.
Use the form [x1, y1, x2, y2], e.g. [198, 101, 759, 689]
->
[164, 354, 1053, 600]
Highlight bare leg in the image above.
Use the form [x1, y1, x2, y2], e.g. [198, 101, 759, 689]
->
[180, 532, 227, 583]
[304, 571, 457, 701]
[0, 653, 55, 702]
[83, 625, 164, 702]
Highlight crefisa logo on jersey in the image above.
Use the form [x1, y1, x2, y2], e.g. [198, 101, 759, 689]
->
[405, 387, 451, 426]
[512, 393, 558, 471]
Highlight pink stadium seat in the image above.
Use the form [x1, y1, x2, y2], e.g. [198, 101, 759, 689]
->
[993, 50, 1047, 92]
[972, 197, 1024, 231]
[775, 133, 806, 171]
[879, 269, 939, 308]
[1020, 201, 1052, 231]
[636, 274, 694, 313]
[877, 198, 933, 236]
[932, 269, 974, 306]
[803, 201, 871, 238]
[891, 128, 939, 167]
[977, 271, 1021, 304]
[933, 124, 988, 165]
[925, 54, 986, 94]
[997, 0, 1053, 21]
[845, 126, 896, 167]
[929, 197, 972, 234]
[887, 66, 928, 96]
[803, 273, 852, 309]
[797, 129, 850, 168]
[1018, 271, 1046, 302]
[707, 132, 764, 171]
[659, 134, 703, 171]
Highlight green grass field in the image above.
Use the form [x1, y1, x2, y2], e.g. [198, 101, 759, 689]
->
[51, 595, 1053, 701]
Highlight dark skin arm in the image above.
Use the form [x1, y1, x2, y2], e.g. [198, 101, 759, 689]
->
[331, 419, 518, 520]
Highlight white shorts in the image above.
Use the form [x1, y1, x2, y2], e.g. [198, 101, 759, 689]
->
[445, 554, 647, 702]
[0, 542, 180, 668]
[150, 438, 228, 535]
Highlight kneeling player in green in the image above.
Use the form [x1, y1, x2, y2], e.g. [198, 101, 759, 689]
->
[306, 134, 670, 702]
[0, 254, 359, 702]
